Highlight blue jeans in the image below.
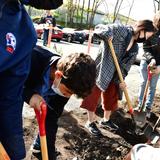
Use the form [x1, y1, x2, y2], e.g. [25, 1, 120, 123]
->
[43, 29, 49, 46]
[138, 60, 159, 110]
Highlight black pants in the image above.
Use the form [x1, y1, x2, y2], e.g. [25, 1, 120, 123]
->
[43, 29, 49, 46]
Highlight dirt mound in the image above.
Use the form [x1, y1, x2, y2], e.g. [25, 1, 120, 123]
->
[24, 96, 160, 160]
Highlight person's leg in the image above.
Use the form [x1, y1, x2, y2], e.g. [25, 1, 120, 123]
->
[43, 29, 49, 46]
[145, 70, 159, 118]
[87, 111, 96, 123]
[99, 82, 119, 130]
[81, 85, 101, 135]
[0, 58, 31, 160]
[0, 101, 25, 160]
[137, 60, 148, 110]
[103, 110, 112, 121]
[145, 72, 159, 110]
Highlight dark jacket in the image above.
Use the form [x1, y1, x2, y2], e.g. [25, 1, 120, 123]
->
[23, 45, 69, 160]
[0, 0, 37, 107]
[142, 30, 160, 65]
[23, 45, 60, 103]
[21, 0, 63, 10]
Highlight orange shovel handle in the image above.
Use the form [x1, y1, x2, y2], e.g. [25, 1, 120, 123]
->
[0, 142, 10, 160]
[108, 39, 133, 114]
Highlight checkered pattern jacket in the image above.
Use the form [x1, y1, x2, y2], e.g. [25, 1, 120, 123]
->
[94, 23, 138, 91]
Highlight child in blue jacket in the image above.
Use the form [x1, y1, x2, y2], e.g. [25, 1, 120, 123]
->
[0, 0, 63, 159]
[23, 45, 96, 160]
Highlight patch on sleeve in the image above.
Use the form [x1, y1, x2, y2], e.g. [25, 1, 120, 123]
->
[6, 33, 16, 54]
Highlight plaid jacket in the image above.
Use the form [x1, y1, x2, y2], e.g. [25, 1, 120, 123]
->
[94, 23, 138, 91]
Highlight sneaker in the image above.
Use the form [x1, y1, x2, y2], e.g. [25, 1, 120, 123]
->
[85, 122, 102, 136]
[32, 140, 42, 160]
[32, 141, 41, 153]
[99, 119, 118, 131]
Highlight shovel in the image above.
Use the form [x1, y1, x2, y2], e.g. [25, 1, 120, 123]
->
[143, 115, 160, 139]
[134, 67, 152, 123]
[108, 39, 135, 120]
[34, 102, 48, 160]
[0, 142, 10, 160]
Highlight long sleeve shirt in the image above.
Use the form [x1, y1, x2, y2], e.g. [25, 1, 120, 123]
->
[94, 23, 138, 91]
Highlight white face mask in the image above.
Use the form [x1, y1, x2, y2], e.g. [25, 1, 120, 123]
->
[51, 78, 66, 97]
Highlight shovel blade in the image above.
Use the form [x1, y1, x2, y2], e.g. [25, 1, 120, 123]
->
[133, 110, 147, 123]
[143, 124, 153, 138]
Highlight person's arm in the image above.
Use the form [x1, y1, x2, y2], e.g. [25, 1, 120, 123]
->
[121, 52, 137, 77]
[23, 78, 46, 111]
[143, 41, 156, 64]
[21, 0, 63, 9]
[23, 84, 43, 104]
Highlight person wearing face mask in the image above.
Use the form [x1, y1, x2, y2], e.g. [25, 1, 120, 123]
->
[80, 20, 156, 136]
[23, 45, 96, 160]
[137, 11, 160, 118]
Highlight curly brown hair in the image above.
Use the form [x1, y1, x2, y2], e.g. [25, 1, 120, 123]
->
[57, 53, 96, 98]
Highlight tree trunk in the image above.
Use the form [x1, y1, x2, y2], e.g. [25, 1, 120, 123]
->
[89, 0, 103, 28]
[76, 0, 80, 24]
[125, 0, 134, 24]
[113, 0, 123, 23]
[87, 0, 91, 25]
[80, 0, 85, 25]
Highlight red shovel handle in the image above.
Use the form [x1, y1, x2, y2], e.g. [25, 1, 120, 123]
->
[34, 102, 47, 136]
[147, 66, 152, 81]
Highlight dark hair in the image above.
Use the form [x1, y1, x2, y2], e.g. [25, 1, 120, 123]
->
[57, 53, 96, 98]
[153, 10, 160, 30]
[135, 20, 156, 33]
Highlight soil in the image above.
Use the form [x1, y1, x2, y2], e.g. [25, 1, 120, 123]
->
[23, 94, 160, 160]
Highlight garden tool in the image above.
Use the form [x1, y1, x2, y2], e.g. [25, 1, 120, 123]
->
[108, 39, 135, 122]
[143, 115, 160, 140]
[134, 66, 152, 123]
[0, 142, 10, 160]
[34, 102, 48, 160]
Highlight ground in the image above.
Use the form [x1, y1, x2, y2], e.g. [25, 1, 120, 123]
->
[23, 94, 160, 160]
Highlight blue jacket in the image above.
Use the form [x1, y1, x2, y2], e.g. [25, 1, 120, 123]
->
[23, 45, 61, 103]
[23, 45, 69, 113]
[0, 0, 37, 105]
[0, 0, 37, 73]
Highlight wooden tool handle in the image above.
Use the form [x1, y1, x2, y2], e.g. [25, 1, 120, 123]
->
[0, 142, 10, 160]
[40, 136, 48, 160]
[108, 39, 133, 114]
[153, 116, 160, 130]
